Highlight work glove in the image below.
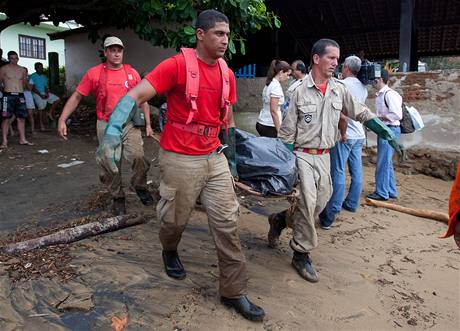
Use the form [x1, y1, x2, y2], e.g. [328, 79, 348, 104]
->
[219, 127, 238, 178]
[96, 95, 137, 174]
[364, 117, 405, 160]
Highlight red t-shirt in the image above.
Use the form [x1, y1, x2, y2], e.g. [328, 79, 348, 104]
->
[317, 82, 328, 95]
[145, 54, 237, 155]
[77, 64, 141, 122]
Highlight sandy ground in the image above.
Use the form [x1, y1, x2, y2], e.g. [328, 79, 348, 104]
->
[0, 130, 459, 330]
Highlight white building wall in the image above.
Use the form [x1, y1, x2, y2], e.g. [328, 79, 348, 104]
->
[0, 23, 67, 73]
[63, 28, 176, 91]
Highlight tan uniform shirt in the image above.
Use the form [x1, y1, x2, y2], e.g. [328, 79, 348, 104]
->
[279, 74, 376, 149]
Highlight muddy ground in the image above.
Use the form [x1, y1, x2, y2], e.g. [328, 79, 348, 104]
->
[0, 128, 458, 331]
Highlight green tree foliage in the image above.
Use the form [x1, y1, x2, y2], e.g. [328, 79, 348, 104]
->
[0, 0, 280, 58]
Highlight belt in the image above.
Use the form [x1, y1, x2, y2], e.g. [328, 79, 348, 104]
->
[294, 147, 330, 155]
[169, 121, 219, 138]
[386, 124, 400, 128]
[3, 92, 23, 96]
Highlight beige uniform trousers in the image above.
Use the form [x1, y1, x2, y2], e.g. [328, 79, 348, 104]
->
[157, 148, 248, 298]
[287, 151, 332, 253]
[96, 120, 150, 198]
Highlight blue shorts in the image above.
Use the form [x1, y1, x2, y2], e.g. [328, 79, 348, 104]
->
[1, 92, 28, 119]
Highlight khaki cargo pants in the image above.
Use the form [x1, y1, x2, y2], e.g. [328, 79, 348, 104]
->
[97, 120, 150, 198]
[157, 148, 248, 298]
[287, 151, 332, 253]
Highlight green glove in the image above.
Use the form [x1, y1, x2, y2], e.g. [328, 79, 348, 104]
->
[96, 95, 137, 174]
[105, 95, 137, 136]
[96, 134, 123, 174]
[364, 117, 404, 158]
[219, 127, 237, 178]
[283, 143, 294, 152]
[389, 139, 405, 162]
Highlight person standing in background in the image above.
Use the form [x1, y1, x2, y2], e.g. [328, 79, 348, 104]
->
[285, 59, 307, 106]
[256, 60, 291, 137]
[319, 55, 368, 229]
[58, 36, 154, 215]
[367, 69, 402, 201]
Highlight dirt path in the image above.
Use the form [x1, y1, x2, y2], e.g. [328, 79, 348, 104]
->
[0, 130, 458, 330]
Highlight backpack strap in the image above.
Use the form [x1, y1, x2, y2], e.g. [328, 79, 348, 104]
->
[96, 63, 108, 117]
[217, 57, 230, 133]
[181, 48, 231, 130]
[383, 90, 390, 109]
[181, 47, 199, 124]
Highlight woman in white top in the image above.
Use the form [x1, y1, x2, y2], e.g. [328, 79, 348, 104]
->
[256, 60, 291, 137]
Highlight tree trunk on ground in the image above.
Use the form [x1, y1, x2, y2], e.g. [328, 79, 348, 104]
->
[1, 215, 148, 254]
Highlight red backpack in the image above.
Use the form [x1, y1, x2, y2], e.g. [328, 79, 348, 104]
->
[180, 48, 231, 132]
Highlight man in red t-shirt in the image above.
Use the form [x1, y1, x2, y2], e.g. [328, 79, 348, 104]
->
[96, 10, 265, 322]
[57, 36, 154, 215]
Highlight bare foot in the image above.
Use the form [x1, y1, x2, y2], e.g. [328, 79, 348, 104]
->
[0, 143, 7, 149]
[19, 140, 34, 146]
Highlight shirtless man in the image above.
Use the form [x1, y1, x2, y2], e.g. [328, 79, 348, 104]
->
[0, 51, 33, 148]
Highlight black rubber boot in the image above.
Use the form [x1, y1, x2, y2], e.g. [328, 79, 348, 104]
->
[292, 251, 319, 283]
[111, 197, 126, 216]
[221, 296, 265, 322]
[136, 188, 154, 205]
[162, 250, 186, 280]
[267, 210, 287, 248]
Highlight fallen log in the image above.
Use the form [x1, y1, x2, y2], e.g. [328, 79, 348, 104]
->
[365, 198, 449, 223]
[1, 215, 148, 254]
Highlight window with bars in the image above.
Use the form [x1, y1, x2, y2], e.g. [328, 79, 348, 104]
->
[18, 35, 46, 59]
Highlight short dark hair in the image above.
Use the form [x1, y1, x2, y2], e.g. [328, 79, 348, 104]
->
[7, 51, 18, 57]
[311, 38, 340, 61]
[293, 60, 307, 74]
[34, 62, 43, 70]
[381, 68, 389, 84]
[195, 9, 229, 31]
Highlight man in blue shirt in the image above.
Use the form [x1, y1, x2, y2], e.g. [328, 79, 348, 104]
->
[319, 55, 368, 229]
[29, 62, 60, 130]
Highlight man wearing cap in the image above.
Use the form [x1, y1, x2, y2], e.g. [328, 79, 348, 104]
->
[58, 36, 154, 215]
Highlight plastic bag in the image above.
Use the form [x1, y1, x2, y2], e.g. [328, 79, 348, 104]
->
[405, 105, 424, 131]
[235, 129, 297, 195]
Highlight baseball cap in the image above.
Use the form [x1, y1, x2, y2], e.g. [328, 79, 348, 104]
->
[104, 36, 124, 48]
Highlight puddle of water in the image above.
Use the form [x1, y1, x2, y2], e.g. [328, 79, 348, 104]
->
[59, 288, 137, 330]
[61, 312, 96, 331]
